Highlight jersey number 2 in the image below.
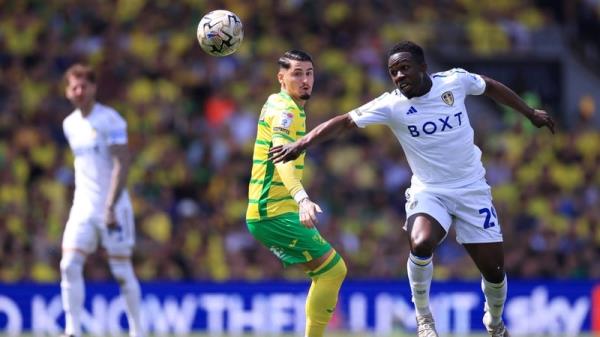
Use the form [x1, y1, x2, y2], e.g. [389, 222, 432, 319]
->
[479, 207, 497, 229]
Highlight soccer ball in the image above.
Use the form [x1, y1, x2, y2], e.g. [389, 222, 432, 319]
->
[197, 10, 243, 56]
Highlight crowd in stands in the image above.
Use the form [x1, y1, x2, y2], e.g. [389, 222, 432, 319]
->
[0, 0, 598, 282]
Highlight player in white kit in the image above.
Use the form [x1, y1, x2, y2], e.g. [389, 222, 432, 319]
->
[269, 41, 555, 337]
[60, 64, 144, 337]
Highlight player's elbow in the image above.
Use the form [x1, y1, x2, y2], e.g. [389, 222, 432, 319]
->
[342, 113, 357, 129]
[114, 156, 130, 171]
[113, 150, 131, 169]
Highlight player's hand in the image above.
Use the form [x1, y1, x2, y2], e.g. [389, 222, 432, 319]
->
[269, 142, 304, 164]
[298, 198, 322, 228]
[104, 207, 118, 230]
[529, 109, 555, 134]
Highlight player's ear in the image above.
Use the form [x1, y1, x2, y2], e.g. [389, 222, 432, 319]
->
[277, 70, 284, 86]
[64, 77, 71, 97]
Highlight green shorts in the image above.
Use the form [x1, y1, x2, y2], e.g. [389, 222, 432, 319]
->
[246, 212, 332, 267]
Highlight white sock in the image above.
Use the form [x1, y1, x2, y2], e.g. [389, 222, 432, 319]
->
[109, 260, 144, 337]
[481, 275, 507, 325]
[60, 252, 86, 337]
[407, 253, 433, 316]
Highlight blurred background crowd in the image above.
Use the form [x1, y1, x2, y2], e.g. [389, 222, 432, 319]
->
[0, 0, 599, 282]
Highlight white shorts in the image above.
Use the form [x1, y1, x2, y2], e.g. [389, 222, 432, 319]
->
[62, 201, 135, 256]
[404, 178, 503, 244]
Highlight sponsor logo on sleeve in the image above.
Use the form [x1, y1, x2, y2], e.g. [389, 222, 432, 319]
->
[274, 112, 294, 134]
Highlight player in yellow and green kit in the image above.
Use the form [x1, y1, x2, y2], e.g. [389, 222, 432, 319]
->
[246, 50, 347, 337]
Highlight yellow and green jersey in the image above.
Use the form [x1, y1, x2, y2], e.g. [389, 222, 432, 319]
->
[246, 91, 306, 221]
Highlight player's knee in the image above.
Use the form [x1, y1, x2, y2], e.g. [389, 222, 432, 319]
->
[326, 257, 347, 285]
[328, 258, 347, 291]
[60, 253, 85, 281]
[314, 255, 347, 286]
[482, 267, 505, 284]
[338, 258, 348, 280]
[109, 260, 135, 285]
[409, 233, 437, 257]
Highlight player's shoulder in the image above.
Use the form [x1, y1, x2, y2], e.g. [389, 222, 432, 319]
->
[63, 110, 77, 123]
[94, 102, 123, 118]
[432, 68, 471, 80]
[375, 89, 406, 106]
[270, 92, 295, 106]
[265, 93, 298, 114]
[93, 103, 126, 126]
[432, 68, 483, 90]
[62, 109, 80, 130]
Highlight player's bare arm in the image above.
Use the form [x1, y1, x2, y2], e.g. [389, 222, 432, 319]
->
[482, 75, 556, 133]
[269, 113, 357, 164]
[105, 144, 131, 228]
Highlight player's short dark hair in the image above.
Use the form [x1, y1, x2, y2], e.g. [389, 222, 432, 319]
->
[278, 50, 313, 69]
[388, 41, 425, 64]
[64, 63, 96, 86]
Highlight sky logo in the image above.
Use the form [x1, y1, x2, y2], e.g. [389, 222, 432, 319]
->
[407, 106, 418, 115]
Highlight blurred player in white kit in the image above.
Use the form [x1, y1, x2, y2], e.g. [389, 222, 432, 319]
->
[60, 64, 143, 337]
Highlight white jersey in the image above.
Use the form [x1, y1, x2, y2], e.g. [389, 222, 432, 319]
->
[63, 102, 131, 219]
[349, 68, 487, 188]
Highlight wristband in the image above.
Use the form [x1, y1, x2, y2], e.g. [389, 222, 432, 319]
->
[293, 189, 309, 204]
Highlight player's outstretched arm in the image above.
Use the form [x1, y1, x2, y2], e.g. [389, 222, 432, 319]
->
[269, 113, 357, 163]
[482, 75, 555, 134]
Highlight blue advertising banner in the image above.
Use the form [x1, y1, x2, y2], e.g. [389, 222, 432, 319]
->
[0, 280, 597, 336]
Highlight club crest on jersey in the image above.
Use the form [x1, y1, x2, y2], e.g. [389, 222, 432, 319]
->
[441, 91, 454, 106]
